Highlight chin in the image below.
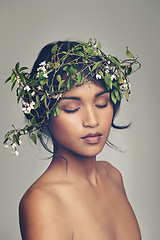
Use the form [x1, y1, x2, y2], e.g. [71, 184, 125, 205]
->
[71, 145, 105, 158]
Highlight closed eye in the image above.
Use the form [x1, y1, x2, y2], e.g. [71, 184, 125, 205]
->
[95, 102, 108, 108]
[63, 107, 81, 113]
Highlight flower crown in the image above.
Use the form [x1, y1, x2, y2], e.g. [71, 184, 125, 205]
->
[3, 39, 141, 155]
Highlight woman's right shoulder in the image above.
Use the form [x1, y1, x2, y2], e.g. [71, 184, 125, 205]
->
[19, 184, 70, 239]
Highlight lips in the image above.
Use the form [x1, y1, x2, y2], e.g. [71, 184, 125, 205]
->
[81, 132, 103, 144]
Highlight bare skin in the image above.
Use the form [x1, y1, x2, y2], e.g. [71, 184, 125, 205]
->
[19, 83, 141, 240]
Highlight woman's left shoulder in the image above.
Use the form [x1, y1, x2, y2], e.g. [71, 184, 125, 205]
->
[97, 161, 125, 190]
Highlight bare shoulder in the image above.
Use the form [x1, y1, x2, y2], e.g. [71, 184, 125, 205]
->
[19, 183, 71, 240]
[98, 161, 125, 192]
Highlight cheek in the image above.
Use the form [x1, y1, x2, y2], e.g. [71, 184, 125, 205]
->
[49, 114, 80, 142]
[101, 106, 113, 132]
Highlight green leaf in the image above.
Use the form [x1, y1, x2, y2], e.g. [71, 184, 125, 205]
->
[30, 133, 37, 144]
[5, 76, 11, 83]
[125, 90, 129, 101]
[67, 79, 71, 91]
[104, 74, 112, 89]
[53, 105, 60, 117]
[11, 72, 16, 82]
[51, 44, 58, 54]
[17, 90, 25, 103]
[20, 66, 28, 71]
[126, 47, 133, 58]
[111, 91, 117, 104]
[44, 98, 48, 108]
[13, 134, 19, 144]
[112, 82, 119, 89]
[34, 101, 39, 110]
[118, 75, 124, 84]
[99, 71, 104, 78]
[45, 90, 49, 98]
[39, 72, 44, 79]
[15, 62, 19, 72]
[74, 46, 82, 51]
[63, 66, 67, 71]
[31, 116, 36, 125]
[11, 80, 17, 91]
[9, 130, 15, 135]
[114, 89, 120, 101]
[58, 80, 65, 91]
[40, 94, 46, 101]
[37, 130, 41, 138]
[76, 51, 84, 56]
[20, 72, 26, 84]
[77, 72, 82, 83]
[97, 41, 101, 49]
[69, 66, 77, 75]
[40, 79, 48, 85]
[109, 56, 121, 70]
[6, 133, 12, 141]
[83, 78, 86, 84]
[127, 66, 132, 75]
[57, 75, 61, 82]
[36, 95, 40, 107]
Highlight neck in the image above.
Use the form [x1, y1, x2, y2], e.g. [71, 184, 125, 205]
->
[49, 147, 98, 186]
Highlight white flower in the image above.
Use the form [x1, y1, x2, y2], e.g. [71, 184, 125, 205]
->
[31, 91, 35, 96]
[128, 82, 131, 90]
[36, 72, 39, 78]
[46, 63, 50, 69]
[22, 106, 31, 114]
[37, 86, 42, 91]
[30, 101, 35, 109]
[120, 83, 128, 91]
[4, 144, 9, 149]
[93, 42, 98, 48]
[25, 107, 31, 114]
[37, 66, 46, 73]
[24, 85, 31, 92]
[107, 60, 111, 65]
[53, 93, 62, 100]
[19, 140, 22, 145]
[12, 150, 19, 156]
[123, 79, 127, 84]
[41, 66, 46, 72]
[39, 61, 46, 66]
[17, 76, 21, 84]
[96, 73, 102, 79]
[105, 65, 109, 70]
[43, 73, 48, 78]
[111, 75, 116, 81]
[12, 143, 17, 149]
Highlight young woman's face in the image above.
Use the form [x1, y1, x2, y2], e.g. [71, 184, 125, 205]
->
[48, 82, 113, 157]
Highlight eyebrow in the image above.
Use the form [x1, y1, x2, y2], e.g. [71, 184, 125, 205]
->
[61, 90, 108, 101]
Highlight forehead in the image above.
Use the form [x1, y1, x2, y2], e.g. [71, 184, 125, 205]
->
[62, 81, 108, 99]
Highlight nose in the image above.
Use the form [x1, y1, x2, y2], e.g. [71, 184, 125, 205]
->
[82, 107, 99, 128]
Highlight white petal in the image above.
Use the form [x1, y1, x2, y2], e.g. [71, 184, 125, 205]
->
[12, 143, 17, 148]
[4, 144, 9, 149]
[39, 61, 46, 66]
[14, 150, 19, 156]
[43, 73, 48, 78]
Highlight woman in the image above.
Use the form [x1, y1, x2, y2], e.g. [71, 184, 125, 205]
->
[4, 39, 141, 239]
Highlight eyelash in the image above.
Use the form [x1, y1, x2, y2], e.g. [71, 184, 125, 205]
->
[63, 103, 108, 113]
[63, 108, 80, 113]
[95, 102, 108, 108]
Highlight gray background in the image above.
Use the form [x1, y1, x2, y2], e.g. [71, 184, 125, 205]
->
[0, 0, 160, 239]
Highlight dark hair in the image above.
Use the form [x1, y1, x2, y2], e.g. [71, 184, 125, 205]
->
[25, 41, 129, 154]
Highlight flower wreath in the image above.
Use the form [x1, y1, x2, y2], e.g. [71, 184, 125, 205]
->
[3, 39, 141, 155]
